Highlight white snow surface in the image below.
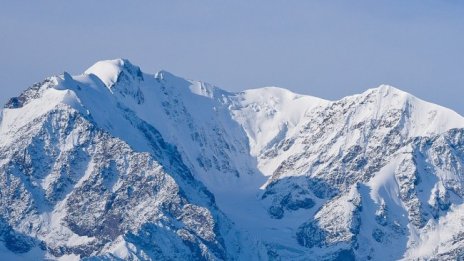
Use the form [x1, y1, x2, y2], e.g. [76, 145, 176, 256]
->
[84, 58, 131, 88]
[2, 58, 464, 260]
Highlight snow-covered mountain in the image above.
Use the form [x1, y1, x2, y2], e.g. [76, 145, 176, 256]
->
[1, 58, 464, 260]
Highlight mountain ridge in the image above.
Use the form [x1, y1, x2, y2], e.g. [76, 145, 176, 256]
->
[1, 58, 464, 260]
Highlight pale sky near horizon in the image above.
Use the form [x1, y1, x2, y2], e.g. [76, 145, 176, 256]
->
[1, 1, 464, 114]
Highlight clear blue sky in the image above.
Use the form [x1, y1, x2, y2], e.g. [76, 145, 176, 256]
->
[1, 1, 464, 114]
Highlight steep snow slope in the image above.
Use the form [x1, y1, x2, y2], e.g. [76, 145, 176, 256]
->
[227, 87, 329, 157]
[261, 85, 464, 180]
[0, 65, 253, 260]
[2, 58, 464, 260]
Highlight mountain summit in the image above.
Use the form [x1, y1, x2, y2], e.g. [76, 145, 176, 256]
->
[1, 59, 464, 260]
[84, 58, 144, 88]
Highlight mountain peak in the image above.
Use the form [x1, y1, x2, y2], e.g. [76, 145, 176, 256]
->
[84, 58, 143, 88]
[153, 70, 189, 86]
[367, 84, 409, 97]
[154, 69, 175, 81]
[3, 61, 464, 260]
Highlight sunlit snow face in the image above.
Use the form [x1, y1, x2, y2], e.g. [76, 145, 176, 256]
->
[2, 58, 464, 260]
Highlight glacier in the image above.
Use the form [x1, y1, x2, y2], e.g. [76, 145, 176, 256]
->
[1, 58, 464, 260]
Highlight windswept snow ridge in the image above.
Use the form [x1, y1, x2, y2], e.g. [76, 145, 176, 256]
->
[1, 58, 464, 260]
